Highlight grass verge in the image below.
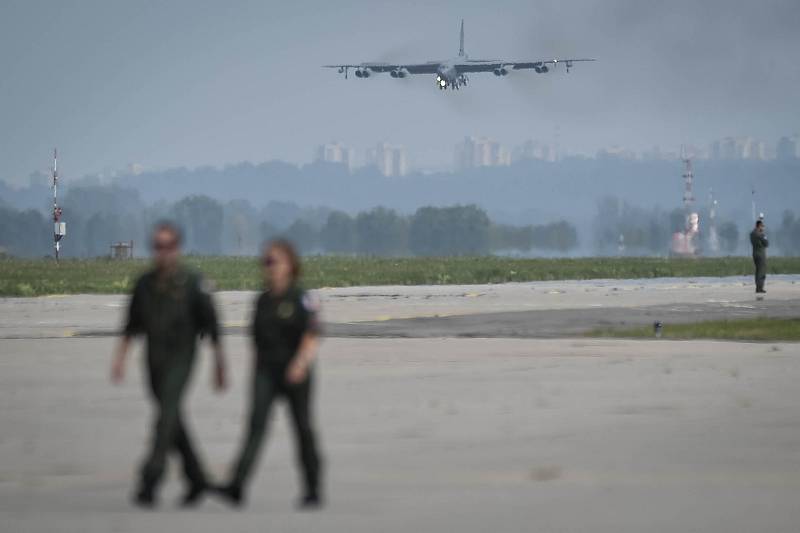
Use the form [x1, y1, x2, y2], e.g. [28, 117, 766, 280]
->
[588, 317, 800, 342]
[1, 255, 799, 297]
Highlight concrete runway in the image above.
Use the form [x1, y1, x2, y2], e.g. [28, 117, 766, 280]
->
[1, 276, 799, 532]
[3, 275, 799, 339]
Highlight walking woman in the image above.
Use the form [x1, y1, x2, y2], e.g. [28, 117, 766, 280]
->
[218, 239, 323, 509]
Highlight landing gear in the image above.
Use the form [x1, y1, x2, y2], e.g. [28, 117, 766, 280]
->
[450, 75, 467, 90]
[436, 74, 469, 91]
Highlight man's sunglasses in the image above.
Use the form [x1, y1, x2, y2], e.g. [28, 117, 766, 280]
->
[153, 240, 178, 251]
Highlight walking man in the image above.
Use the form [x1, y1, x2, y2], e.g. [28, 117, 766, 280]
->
[750, 219, 769, 294]
[111, 221, 227, 507]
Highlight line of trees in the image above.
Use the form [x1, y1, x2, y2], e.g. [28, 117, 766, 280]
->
[284, 204, 577, 256]
[0, 188, 578, 258]
[776, 211, 800, 254]
[4, 188, 799, 258]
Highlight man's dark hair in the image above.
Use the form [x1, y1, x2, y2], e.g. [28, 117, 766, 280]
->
[756, 220, 764, 228]
[152, 220, 183, 246]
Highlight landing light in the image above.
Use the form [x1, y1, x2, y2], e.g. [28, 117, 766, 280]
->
[440, 79, 446, 87]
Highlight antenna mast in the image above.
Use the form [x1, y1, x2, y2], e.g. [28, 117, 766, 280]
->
[681, 146, 694, 213]
[671, 145, 700, 256]
[52, 148, 66, 262]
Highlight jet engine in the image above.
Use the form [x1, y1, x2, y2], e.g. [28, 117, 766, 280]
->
[390, 67, 410, 78]
[355, 68, 371, 78]
[493, 66, 509, 76]
[534, 63, 549, 73]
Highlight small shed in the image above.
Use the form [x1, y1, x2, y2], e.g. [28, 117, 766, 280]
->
[110, 241, 134, 260]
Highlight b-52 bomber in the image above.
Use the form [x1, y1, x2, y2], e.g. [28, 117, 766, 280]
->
[324, 19, 595, 90]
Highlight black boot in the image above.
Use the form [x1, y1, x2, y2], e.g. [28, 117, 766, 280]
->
[298, 491, 323, 510]
[214, 484, 244, 508]
[180, 482, 207, 508]
[133, 486, 156, 509]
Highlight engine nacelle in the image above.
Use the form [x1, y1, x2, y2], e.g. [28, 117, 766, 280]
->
[534, 63, 549, 73]
[390, 67, 410, 79]
[493, 66, 509, 76]
[355, 68, 371, 78]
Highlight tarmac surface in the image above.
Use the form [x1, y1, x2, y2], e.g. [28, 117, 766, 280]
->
[2, 274, 799, 339]
[1, 275, 799, 532]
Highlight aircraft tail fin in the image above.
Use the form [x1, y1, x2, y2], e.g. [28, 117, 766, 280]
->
[459, 19, 465, 57]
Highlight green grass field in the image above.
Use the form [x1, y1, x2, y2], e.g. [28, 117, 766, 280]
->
[1, 255, 799, 297]
[589, 317, 800, 341]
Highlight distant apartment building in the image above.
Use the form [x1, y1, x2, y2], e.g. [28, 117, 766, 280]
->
[776, 136, 800, 160]
[512, 140, 557, 162]
[739, 137, 766, 160]
[315, 142, 352, 170]
[596, 145, 637, 160]
[367, 142, 408, 177]
[455, 136, 511, 170]
[710, 137, 737, 160]
[642, 145, 708, 160]
[710, 137, 767, 160]
[127, 163, 145, 176]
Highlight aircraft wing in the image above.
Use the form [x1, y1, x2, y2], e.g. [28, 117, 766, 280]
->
[322, 62, 441, 75]
[455, 58, 595, 73]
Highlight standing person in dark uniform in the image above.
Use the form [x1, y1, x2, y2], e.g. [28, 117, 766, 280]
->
[217, 239, 323, 509]
[750, 219, 769, 293]
[111, 221, 227, 508]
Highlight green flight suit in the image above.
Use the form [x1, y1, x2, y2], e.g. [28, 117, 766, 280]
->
[124, 265, 219, 493]
[230, 285, 322, 498]
[750, 228, 769, 292]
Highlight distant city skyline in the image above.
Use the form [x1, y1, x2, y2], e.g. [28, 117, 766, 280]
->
[6, 131, 799, 188]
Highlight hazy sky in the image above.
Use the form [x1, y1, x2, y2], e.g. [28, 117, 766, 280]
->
[1, 0, 798, 183]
